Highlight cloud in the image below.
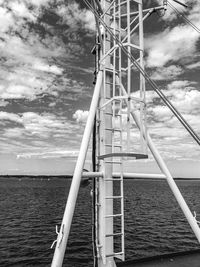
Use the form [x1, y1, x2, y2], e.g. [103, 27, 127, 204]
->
[73, 110, 89, 123]
[0, 1, 91, 103]
[146, 24, 199, 67]
[131, 75, 200, 160]
[145, 1, 200, 68]
[0, 111, 22, 124]
[166, 80, 197, 91]
[0, 111, 79, 138]
[150, 65, 184, 80]
[0, 100, 9, 107]
[56, 2, 95, 32]
[166, 82, 200, 114]
[0, 110, 86, 158]
[17, 150, 79, 159]
[0, 6, 15, 33]
[186, 61, 200, 70]
[8, 1, 36, 21]
[32, 61, 63, 75]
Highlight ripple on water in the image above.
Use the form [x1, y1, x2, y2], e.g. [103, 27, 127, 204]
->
[0, 178, 200, 266]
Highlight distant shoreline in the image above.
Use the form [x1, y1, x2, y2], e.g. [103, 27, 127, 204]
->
[0, 175, 73, 179]
[0, 175, 200, 180]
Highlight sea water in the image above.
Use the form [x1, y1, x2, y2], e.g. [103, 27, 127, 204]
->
[0, 178, 200, 266]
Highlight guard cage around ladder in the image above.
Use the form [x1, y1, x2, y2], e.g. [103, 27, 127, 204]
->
[51, 1, 200, 267]
[92, 0, 148, 266]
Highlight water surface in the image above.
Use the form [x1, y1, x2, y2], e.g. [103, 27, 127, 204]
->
[0, 178, 200, 266]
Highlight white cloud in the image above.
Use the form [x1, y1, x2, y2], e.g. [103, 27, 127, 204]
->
[28, 0, 53, 7]
[33, 61, 63, 75]
[150, 65, 183, 80]
[17, 150, 79, 159]
[145, 0, 200, 69]
[73, 110, 89, 123]
[186, 61, 200, 70]
[0, 7, 15, 33]
[0, 111, 80, 138]
[146, 24, 199, 67]
[56, 2, 95, 32]
[0, 84, 40, 100]
[8, 1, 36, 22]
[167, 80, 196, 91]
[0, 111, 22, 124]
[0, 100, 9, 107]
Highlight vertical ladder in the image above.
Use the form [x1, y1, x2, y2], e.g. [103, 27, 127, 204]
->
[96, 1, 148, 266]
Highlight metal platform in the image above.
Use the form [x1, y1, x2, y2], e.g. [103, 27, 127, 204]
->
[98, 153, 148, 160]
[117, 249, 200, 267]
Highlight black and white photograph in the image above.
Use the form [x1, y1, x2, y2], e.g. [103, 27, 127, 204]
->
[0, 0, 200, 266]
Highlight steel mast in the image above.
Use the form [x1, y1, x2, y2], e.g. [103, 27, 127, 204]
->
[51, 1, 200, 267]
[94, 1, 148, 266]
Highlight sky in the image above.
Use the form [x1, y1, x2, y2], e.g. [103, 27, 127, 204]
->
[0, 0, 199, 177]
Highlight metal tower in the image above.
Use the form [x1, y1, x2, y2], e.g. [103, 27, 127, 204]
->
[51, 1, 200, 267]
[94, 1, 148, 266]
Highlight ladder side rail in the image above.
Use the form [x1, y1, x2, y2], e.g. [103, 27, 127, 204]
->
[98, 1, 116, 265]
[138, 0, 147, 155]
[118, 3, 125, 260]
[112, 0, 116, 155]
[118, 78, 200, 243]
[126, 0, 131, 152]
[51, 70, 103, 267]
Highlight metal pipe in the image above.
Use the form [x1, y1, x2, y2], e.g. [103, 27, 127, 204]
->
[51, 70, 103, 267]
[172, 0, 188, 8]
[82, 171, 103, 178]
[94, 0, 103, 14]
[118, 78, 200, 243]
[120, 6, 165, 18]
[113, 172, 166, 179]
[132, 110, 200, 243]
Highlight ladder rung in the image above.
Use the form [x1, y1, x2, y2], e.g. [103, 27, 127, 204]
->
[104, 144, 121, 148]
[104, 112, 121, 116]
[105, 232, 123, 237]
[105, 213, 122, 218]
[104, 178, 122, 181]
[105, 128, 121, 132]
[106, 82, 114, 85]
[105, 196, 122, 199]
[105, 12, 113, 17]
[105, 68, 119, 73]
[106, 252, 124, 257]
[105, 161, 122, 164]
[108, 27, 121, 33]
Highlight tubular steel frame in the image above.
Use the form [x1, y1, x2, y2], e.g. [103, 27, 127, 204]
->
[51, 1, 200, 267]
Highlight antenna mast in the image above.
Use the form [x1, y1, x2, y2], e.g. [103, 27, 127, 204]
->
[51, 1, 200, 266]
[94, 0, 149, 266]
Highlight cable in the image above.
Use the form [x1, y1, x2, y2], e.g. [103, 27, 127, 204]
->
[168, 1, 200, 34]
[83, 0, 200, 146]
[172, 0, 188, 8]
